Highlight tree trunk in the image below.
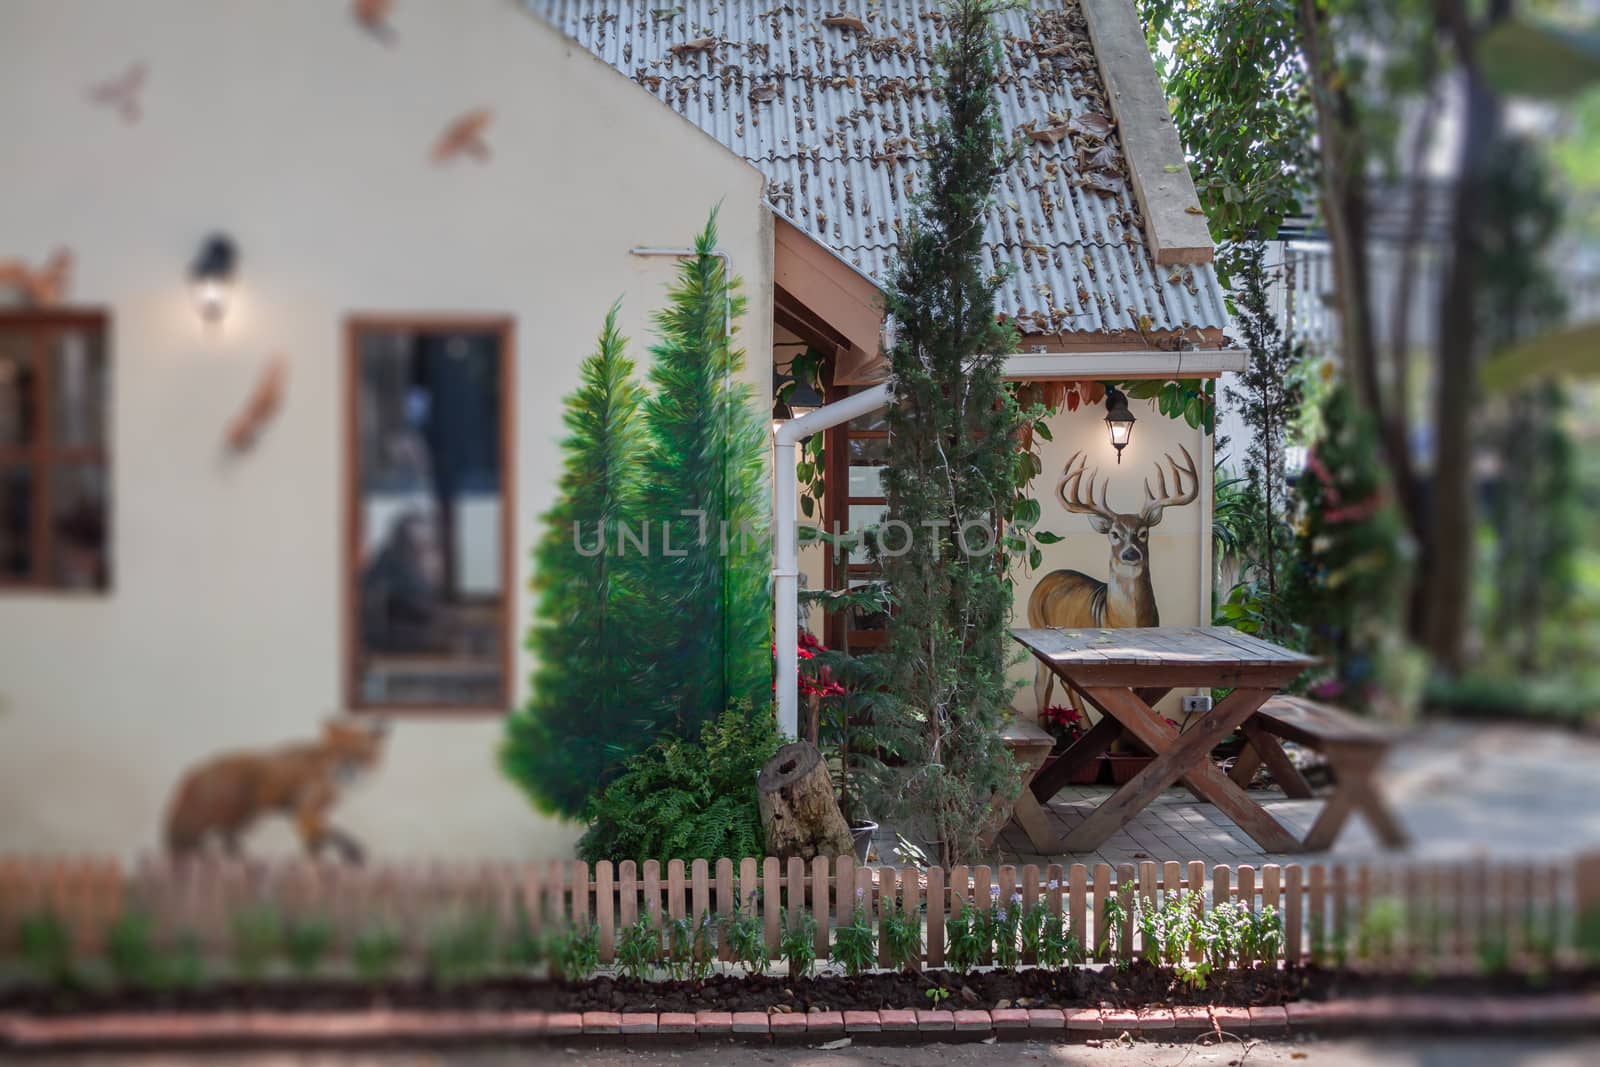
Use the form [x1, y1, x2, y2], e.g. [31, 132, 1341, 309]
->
[1425, 0, 1508, 672]
[757, 742, 854, 860]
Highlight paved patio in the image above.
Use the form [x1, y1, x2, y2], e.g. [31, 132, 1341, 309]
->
[979, 722, 1600, 869]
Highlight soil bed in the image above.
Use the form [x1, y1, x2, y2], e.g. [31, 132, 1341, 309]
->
[3, 964, 1591, 1017]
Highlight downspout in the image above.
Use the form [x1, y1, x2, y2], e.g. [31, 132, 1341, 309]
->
[773, 383, 892, 740]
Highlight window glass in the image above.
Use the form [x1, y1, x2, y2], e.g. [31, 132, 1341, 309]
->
[351, 324, 507, 709]
[0, 464, 32, 579]
[50, 329, 107, 448]
[0, 333, 34, 448]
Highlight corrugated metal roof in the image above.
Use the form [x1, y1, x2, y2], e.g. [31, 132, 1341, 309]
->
[526, 0, 1228, 337]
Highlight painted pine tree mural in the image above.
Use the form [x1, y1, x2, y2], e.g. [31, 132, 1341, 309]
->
[500, 304, 653, 818]
[637, 212, 772, 736]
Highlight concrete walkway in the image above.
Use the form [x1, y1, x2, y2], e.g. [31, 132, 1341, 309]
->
[987, 722, 1600, 869]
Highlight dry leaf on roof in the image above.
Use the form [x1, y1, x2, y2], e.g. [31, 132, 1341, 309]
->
[822, 14, 868, 32]
[1028, 123, 1071, 145]
[750, 84, 778, 102]
[669, 36, 718, 57]
[1078, 142, 1121, 176]
[1076, 173, 1121, 197]
[1069, 112, 1114, 140]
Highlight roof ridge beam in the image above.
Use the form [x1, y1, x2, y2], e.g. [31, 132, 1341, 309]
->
[1081, 0, 1214, 266]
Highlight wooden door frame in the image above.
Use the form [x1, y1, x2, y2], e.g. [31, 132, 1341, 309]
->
[342, 313, 516, 716]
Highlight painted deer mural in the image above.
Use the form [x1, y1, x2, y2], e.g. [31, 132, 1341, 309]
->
[1028, 444, 1200, 710]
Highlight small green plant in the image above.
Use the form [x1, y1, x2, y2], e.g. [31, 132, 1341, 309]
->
[925, 986, 951, 1007]
[665, 913, 714, 983]
[992, 892, 1024, 969]
[1037, 909, 1081, 969]
[616, 916, 658, 981]
[19, 912, 75, 988]
[1136, 892, 1199, 966]
[281, 914, 335, 978]
[106, 910, 161, 989]
[779, 908, 817, 979]
[426, 911, 496, 986]
[945, 901, 988, 975]
[1356, 898, 1404, 962]
[230, 905, 281, 982]
[1477, 931, 1512, 977]
[1100, 894, 1128, 961]
[832, 895, 876, 977]
[167, 930, 207, 991]
[1578, 906, 1600, 966]
[548, 921, 601, 981]
[882, 905, 922, 972]
[727, 893, 767, 976]
[352, 922, 405, 984]
[1176, 957, 1212, 991]
[502, 903, 545, 971]
[1252, 905, 1283, 966]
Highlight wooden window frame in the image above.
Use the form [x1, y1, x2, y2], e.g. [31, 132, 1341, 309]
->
[343, 314, 516, 716]
[822, 383, 888, 653]
[0, 308, 111, 594]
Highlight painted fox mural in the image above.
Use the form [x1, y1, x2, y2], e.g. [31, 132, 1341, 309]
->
[164, 719, 387, 863]
[1028, 446, 1199, 711]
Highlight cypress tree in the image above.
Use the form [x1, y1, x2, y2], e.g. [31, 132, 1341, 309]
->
[871, 0, 1024, 864]
[500, 303, 654, 818]
[637, 211, 772, 736]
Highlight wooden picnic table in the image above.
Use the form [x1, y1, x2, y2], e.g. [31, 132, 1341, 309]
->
[1010, 625, 1318, 854]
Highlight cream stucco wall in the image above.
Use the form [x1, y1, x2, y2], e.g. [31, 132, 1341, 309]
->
[0, 0, 772, 860]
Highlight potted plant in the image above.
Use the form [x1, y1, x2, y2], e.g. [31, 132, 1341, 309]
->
[1039, 705, 1103, 785]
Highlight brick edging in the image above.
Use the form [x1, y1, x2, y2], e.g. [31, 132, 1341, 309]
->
[2, 996, 1596, 1049]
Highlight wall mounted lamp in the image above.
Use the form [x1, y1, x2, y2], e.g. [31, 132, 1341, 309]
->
[189, 233, 237, 325]
[1103, 384, 1136, 463]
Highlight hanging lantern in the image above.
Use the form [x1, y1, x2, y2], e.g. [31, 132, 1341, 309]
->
[1103, 385, 1136, 463]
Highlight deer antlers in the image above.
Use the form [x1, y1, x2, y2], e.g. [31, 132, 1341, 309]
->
[1057, 451, 1117, 522]
[1056, 444, 1199, 527]
[1139, 444, 1199, 524]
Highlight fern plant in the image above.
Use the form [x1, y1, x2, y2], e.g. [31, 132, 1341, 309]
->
[577, 700, 780, 862]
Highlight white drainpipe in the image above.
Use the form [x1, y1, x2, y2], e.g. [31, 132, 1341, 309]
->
[773, 383, 892, 740]
[771, 348, 1247, 739]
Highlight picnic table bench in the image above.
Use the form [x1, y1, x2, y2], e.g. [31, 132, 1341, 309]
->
[1010, 625, 1317, 854]
[1231, 695, 1410, 850]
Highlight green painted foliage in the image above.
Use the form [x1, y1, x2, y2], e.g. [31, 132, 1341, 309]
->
[501, 303, 653, 818]
[637, 212, 772, 737]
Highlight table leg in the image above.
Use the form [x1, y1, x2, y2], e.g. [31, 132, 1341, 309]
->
[1303, 743, 1410, 851]
[1239, 720, 1315, 799]
[1062, 687, 1302, 854]
[1009, 789, 1065, 853]
[1030, 712, 1121, 801]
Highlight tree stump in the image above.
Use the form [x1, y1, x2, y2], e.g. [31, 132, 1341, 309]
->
[757, 742, 854, 860]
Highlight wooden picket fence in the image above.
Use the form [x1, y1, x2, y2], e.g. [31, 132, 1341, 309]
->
[2, 852, 1597, 972]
